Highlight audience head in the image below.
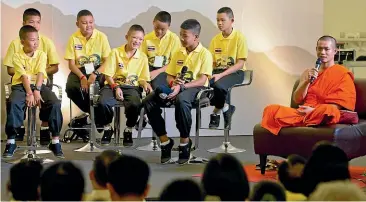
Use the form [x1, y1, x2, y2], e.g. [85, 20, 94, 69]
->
[301, 142, 350, 196]
[40, 161, 85, 201]
[19, 25, 39, 52]
[90, 150, 121, 189]
[8, 161, 43, 201]
[180, 19, 201, 48]
[23, 8, 41, 31]
[126, 24, 145, 50]
[202, 154, 250, 201]
[107, 155, 150, 201]
[250, 181, 286, 201]
[216, 7, 234, 32]
[160, 179, 203, 201]
[316, 35, 338, 64]
[76, 9, 94, 37]
[153, 11, 171, 38]
[278, 154, 306, 193]
[309, 180, 366, 201]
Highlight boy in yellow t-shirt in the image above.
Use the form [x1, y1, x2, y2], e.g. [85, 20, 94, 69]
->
[143, 19, 213, 165]
[95, 25, 152, 146]
[208, 7, 248, 129]
[3, 26, 64, 158]
[3, 8, 60, 144]
[64, 9, 111, 113]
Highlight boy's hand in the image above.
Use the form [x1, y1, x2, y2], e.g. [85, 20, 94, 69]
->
[33, 90, 44, 106]
[26, 94, 35, 107]
[167, 85, 181, 100]
[115, 87, 124, 101]
[173, 77, 185, 86]
[88, 73, 97, 86]
[142, 82, 153, 94]
[80, 77, 89, 92]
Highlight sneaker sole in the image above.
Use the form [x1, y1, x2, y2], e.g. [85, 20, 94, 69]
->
[209, 125, 219, 129]
[161, 158, 175, 164]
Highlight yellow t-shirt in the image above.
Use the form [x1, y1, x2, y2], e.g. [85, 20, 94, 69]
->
[12, 49, 48, 85]
[64, 29, 111, 68]
[209, 29, 248, 71]
[285, 190, 307, 201]
[141, 30, 181, 68]
[3, 34, 59, 68]
[166, 43, 213, 87]
[103, 45, 150, 86]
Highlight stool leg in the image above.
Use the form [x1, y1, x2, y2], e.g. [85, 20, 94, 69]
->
[135, 108, 161, 152]
[114, 107, 120, 146]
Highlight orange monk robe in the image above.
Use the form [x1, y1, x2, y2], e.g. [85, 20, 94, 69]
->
[261, 64, 356, 135]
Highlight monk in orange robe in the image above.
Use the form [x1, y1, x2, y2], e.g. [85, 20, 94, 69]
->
[261, 35, 356, 135]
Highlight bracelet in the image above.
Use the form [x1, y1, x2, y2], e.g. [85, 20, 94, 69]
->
[179, 84, 186, 92]
[110, 83, 118, 90]
[169, 80, 174, 87]
[80, 75, 86, 80]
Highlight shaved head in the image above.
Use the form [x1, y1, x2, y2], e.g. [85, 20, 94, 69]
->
[317, 35, 337, 49]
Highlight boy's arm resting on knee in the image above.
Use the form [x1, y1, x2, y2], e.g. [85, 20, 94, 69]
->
[6, 66, 15, 76]
[35, 73, 44, 87]
[67, 60, 84, 79]
[220, 59, 245, 77]
[21, 75, 33, 94]
[183, 75, 208, 89]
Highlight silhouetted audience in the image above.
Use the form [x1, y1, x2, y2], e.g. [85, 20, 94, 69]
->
[40, 161, 85, 201]
[160, 179, 203, 201]
[7, 161, 43, 201]
[309, 180, 366, 201]
[107, 155, 150, 201]
[202, 153, 250, 201]
[250, 180, 286, 201]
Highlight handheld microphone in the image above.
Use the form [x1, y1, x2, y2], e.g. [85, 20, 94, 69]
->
[158, 66, 188, 99]
[310, 58, 322, 84]
[179, 66, 188, 80]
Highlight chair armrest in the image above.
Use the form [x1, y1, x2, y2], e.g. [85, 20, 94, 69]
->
[195, 87, 214, 102]
[51, 84, 63, 101]
[4, 82, 12, 100]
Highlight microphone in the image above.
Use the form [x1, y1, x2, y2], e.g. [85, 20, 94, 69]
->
[310, 58, 322, 84]
[179, 66, 188, 80]
[158, 66, 188, 99]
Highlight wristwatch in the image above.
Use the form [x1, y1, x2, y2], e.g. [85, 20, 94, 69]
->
[93, 70, 100, 76]
[34, 86, 42, 91]
[179, 84, 186, 92]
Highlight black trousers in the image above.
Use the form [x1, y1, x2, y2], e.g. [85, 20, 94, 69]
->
[94, 86, 142, 128]
[151, 72, 168, 90]
[143, 86, 203, 138]
[210, 70, 245, 109]
[5, 84, 63, 139]
[65, 67, 92, 113]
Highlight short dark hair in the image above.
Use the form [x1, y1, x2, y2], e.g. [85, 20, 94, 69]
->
[180, 19, 201, 36]
[93, 150, 120, 187]
[9, 161, 43, 201]
[217, 7, 234, 18]
[19, 25, 38, 40]
[40, 162, 85, 201]
[317, 35, 337, 48]
[128, 24, 145, 35]
[23, 8, 41, 22]
[107, 155, 150, 197]
[250, 181, 286, 201]
[160, 179, 203, 201]
[77, 9, 93, 20]
[278, 154, 306, 193]
[202, 154, 250, 201]
[154, 11, 172, 25]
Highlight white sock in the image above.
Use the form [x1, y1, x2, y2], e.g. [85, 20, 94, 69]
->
[51, 138, 59, 144]
[161, 139, 170, 146]
[222, 104, 229, 113]
[180, 142, 188, 146]
[7, 139, 15, 144]
[41, 126, 49, 130]
[125, 127, 132, 132]
[104, 125, 112, 130]
[213, 108, 221, 115]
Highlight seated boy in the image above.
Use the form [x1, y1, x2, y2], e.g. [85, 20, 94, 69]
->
[3, 25, 64, 158]
[143, 19, 213, 165]
[95, 24, 152, 146]
[64, 9, 111, 114]
[3, 8, 60, 144]
[208, 7, 248, 129]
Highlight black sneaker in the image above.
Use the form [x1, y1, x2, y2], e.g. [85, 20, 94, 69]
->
[15, 126, 25, 141]
[209, 114, 220, 129]
[160, 138, 174, 164]
[135, 115, 148, 131]
[101, 129, 113, 145]
[48, 143, 64, 158]
[3, 143, 17, 158]
[223, 105, 236, 129]
[123, 129, 133, 147]
[40, 128, 51, 146]
[177, 139, 192, 165]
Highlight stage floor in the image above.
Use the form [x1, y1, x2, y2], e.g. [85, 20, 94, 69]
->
[1, 135, 366, 200]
